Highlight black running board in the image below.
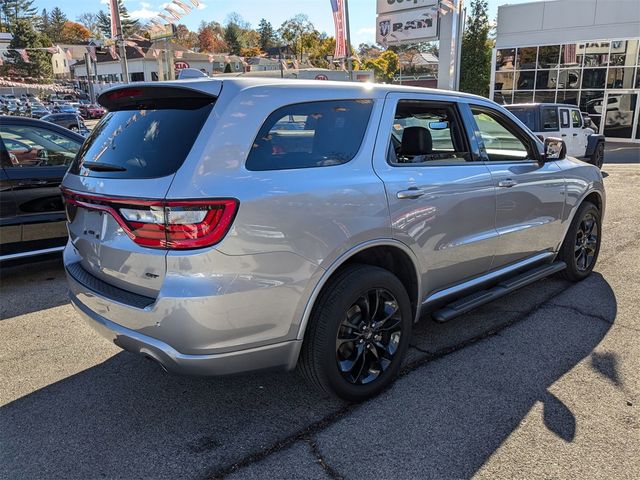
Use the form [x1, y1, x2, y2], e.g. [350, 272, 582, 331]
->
[432, 261, 567, 323]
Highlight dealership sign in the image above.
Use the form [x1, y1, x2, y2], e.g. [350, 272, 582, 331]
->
[376, 0, 439, 46]
[174, 61, 190, 70]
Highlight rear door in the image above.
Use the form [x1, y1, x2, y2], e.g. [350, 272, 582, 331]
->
[0, 121, 83, 252]
[468, 103, 566, 268]
[570, 108, 588, 156]
[62, 84, 219, 298]
[373, 93, 498, 300]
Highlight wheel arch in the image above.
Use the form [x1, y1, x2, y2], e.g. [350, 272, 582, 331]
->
[295, 240, 422, 341]
[558, 188, 605, 252]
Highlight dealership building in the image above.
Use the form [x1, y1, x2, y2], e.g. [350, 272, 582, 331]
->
[490, 0, 640, 142]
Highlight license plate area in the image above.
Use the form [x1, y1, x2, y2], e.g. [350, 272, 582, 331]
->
[80, 208, 105, 240]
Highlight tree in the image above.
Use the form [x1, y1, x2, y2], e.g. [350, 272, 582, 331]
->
[1, 0, 37, 30]
[6, 18, 53, 78]
[240, 46, 262, 57]
[174, 24, 198, 49]
[197, 23, 227, 53]
[363, 49, 399, 83]
[224, 22, 243, 55]
[278, 14, 314, 61]
[47, 7, 67, 42]
[96, 1, 140, 38]
[459, 0, 492, 97]
[77, 12, 101, 38]
[257, 18, 274, 51]
[60, 21, 92, 43]
[38, 8, 50, 37]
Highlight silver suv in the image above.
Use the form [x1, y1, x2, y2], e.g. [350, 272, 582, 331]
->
[62, 79, 604, 401]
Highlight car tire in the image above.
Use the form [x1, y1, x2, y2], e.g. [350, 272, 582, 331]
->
[557, 201, 601, 282]
[298, 264, 412, 402]
[590, 142, 604, 169]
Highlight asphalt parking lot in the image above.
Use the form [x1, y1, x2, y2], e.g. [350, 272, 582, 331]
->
[1, 148, 638, 479]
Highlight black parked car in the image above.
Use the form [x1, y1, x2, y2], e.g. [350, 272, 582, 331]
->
[41, 113, 90, 136]
[0, 116, 85, 261]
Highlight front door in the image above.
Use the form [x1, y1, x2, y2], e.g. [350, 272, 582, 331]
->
[468, 104, 566, 268]
[373, 93, 499, 301]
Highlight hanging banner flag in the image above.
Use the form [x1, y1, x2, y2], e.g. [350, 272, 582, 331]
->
[164, 6, 183, 21]
[65, 48, 73, 60]
[88, 46, 97, 62]
[109, 0, 119, 38]
[172, 0, 193, 14]
[330, 0, 347, 59]
[158, 13, 174, 23]
[207, 54, 214, 63]
[151, 49, 160, 58]
[45, 46, 58, 54]
[188, 0, 200, 7]
[174, 50, 184, 59]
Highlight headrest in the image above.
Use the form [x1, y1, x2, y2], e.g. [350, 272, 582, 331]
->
[400, 126, 433, 156]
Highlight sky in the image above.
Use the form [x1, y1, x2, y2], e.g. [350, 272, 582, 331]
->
[35, 0, 536, 46]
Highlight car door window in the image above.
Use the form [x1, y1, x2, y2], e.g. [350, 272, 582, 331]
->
[471, 106, 535, 162]
[571, 109, 582, 128]
[560, 108, 571, 128]
[388, 101, 470, 165]
[541, 107, 559, 131]
[0, 125, 81, 167]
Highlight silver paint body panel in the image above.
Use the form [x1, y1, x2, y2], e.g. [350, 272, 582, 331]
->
[62, 78, 605, 374]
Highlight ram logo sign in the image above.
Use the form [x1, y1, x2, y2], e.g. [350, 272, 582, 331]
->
[376, 0, 439, 46]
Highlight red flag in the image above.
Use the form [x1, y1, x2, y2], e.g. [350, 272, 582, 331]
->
[330, 0, 347, 59]
[109, 0, 119, 38]
[174, 50, 183, 59]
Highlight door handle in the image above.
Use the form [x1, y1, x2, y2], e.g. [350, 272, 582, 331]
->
[498, 179, 518, 188]
[396, 188, 426, 199]
[573, 133, 578, 136]
[561, 134, 567, 137]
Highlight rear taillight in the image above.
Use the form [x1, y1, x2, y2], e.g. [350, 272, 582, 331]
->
[61, 189, 238, 250]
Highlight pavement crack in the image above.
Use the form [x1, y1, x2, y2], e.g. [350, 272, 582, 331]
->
[543, 303, 613, 325]
[304, 437, 344, 480]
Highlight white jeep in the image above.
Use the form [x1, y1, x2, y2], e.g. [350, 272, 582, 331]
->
[506, 103, 605, 168]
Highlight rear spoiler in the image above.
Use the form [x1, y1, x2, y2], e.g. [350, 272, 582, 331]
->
[98, 85, 218, 111]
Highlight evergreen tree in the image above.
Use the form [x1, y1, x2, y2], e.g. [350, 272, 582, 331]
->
[224, 22, 243, 55]
[1, 0, 38, 31]
[6, 18, 53, 78]
[48, 7, 67, 42]
[38, 8, 50, 37]
[257, 18, 274, 51]
[459, 0, 492, 97]
[97, 1, 140, 38]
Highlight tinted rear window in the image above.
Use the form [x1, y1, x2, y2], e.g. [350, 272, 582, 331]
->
[507, 108, 537, 131]
[70, 103, 213, 178]
[246, 100, 373, 171]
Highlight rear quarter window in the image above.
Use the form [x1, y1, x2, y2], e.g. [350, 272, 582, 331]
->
[506, 108, 537, 131]
[246, 100, 374, 171]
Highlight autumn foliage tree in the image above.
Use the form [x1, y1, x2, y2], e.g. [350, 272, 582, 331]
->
[59, 21, 92, 43]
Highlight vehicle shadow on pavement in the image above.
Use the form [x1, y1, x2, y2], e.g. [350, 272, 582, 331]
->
[0, 258, 68, 319]
[310, 272, 618, 479]
[0, 274, 616, 479]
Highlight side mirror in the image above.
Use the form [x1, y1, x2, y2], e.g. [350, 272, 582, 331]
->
[544, 137, 567, 161]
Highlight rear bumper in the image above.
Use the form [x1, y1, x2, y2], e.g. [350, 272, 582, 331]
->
[70, 293, 302, 376]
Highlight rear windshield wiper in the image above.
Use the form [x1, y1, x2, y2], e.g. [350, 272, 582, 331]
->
[82, 162, 127, 172]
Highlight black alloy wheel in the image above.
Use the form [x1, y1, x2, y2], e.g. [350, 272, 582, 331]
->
[575, 213, 599, 272]
[298, 264, 412, 402]
[336, 288, 403, 385]
[558, 201, 601, 281]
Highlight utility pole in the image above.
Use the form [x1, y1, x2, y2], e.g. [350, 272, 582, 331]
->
[112, 1, 129, 83]
[344, 0, 353, 80]
[84, 52, 96, 104]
